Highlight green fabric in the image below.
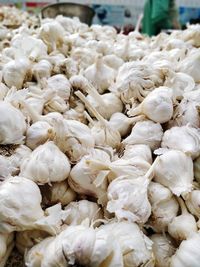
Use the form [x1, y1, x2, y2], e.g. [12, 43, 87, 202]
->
[142, 0, 178, 36]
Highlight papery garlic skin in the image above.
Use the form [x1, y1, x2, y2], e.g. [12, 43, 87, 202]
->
[16, 229, 49, 254]
[161, 125, 200, 159]
[0, 176, 44, 233]
[194, 156, 200, 183]
[84, 56, 116, 94]
[41, 180, 76, 207]
[0, 101, 26, 144]
[69, 148, 111, 198]
[26, 121, 55, 150]
[154, 150, 193, 196]
[148, 182, 179, 233]
[20, 141, 71, 184]
[184, 190, 200, 218]
[150, 234, 176, 267]
[102, 221, 154, 267]
[122, 144, 152, 164]
[64, 200, 103, 226]
[170, 233, 200, 267]
[123, 120, 163, 150]
[107, 176, 151, 224]
[168, 198, 197, 241]
[0, 232, 14, 267]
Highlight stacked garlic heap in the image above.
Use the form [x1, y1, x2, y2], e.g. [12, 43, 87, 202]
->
[1, 6, 200, 267]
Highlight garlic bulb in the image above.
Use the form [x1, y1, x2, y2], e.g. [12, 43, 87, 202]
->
[47, 74, 71, 101]
[3, 58, 31, 89]
[53, 118, 95, 162]
[32, 59, 52, 84]
[180, 51, 200, 82]
[64, 200, 103, 226]
[122, 144, 152, 164]
[167, 99, 200, 128]
[0, 101, 26, 144]
[107, 175, 151, 224]
[16, 229, 49, 254]
[184, 191, 200, 222]
[0, 176, 44, 233]
[154, 150, 193, 196]
[69, 148, 111, 199]
[76, 90, 121, 148]
[123, 120, 163, 150]
[109, 112, 145, 137]
[0, 232, 14, 267]
[25, 224, 122, 267]
[161, 125, 200, 159]
[102, 221, 154, 267]
[103, 54, 124, 70]
[168, 197, 197, 241]
[0, 155, 14, 181]
[83, 55, 116, 93]
[70, 75, 123, 120]
[148, 182, 179, 233]
[39, 21, 65, 52]
[20, 141, 71, 184]
[128, 87, 173, 123]
[0, 82, 9, 100]
[7, 145, 31, 173]
[150, 234, 176, 267]
[41, 180, 76, 206]
[26, 121, 55, 150]
[170, 233, 200, 267]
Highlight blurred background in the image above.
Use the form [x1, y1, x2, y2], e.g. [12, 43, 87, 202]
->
[1, 0, 200, 32]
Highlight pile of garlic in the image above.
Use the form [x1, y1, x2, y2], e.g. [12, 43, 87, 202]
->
[1, 6, 200, 267]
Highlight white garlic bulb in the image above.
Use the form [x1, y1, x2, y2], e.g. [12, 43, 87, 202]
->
[0, 101, 26, 144]
[161, 125, 200, 159]
[107, 175, 151, 224]
[47, 74, 71, 101]
[128, 87, 173, 123]
[3, 58, 30, 89]
[194, 156, 200, 183]
[41, 180, 76, 207]
[102, 221, 154, 267]
[20, 141, 71, 184]
[123, 120, 163, 150]
[0, 176, 44, 233]
[26, 121, 55, 150]
[148, 182, 179, 233]
[154, 150, 193, 196]
[184, 190, 200, 218]
[168, 197, 197, 241]
[170, 233, 200, 267]
[122, 144, 152, 163]
[150, 234, 176, 267]
[64, 200, 103, 226]
[84, 55, 116, 94]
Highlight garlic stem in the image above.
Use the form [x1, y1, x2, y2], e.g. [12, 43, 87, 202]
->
[135, 13, 143, 33]
[84, 111, 95, 126]
[127, 103, 142, 117]
[86, 159, 109, 171]
[75, 90, 107, 127]
[86, 83, 107, 108]
[0, 242, 14, 267]
[145, 156, 160, 180]
[128, 114, 145, 123]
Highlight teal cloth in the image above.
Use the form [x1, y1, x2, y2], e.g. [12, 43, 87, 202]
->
[142, 0, 177, 36]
